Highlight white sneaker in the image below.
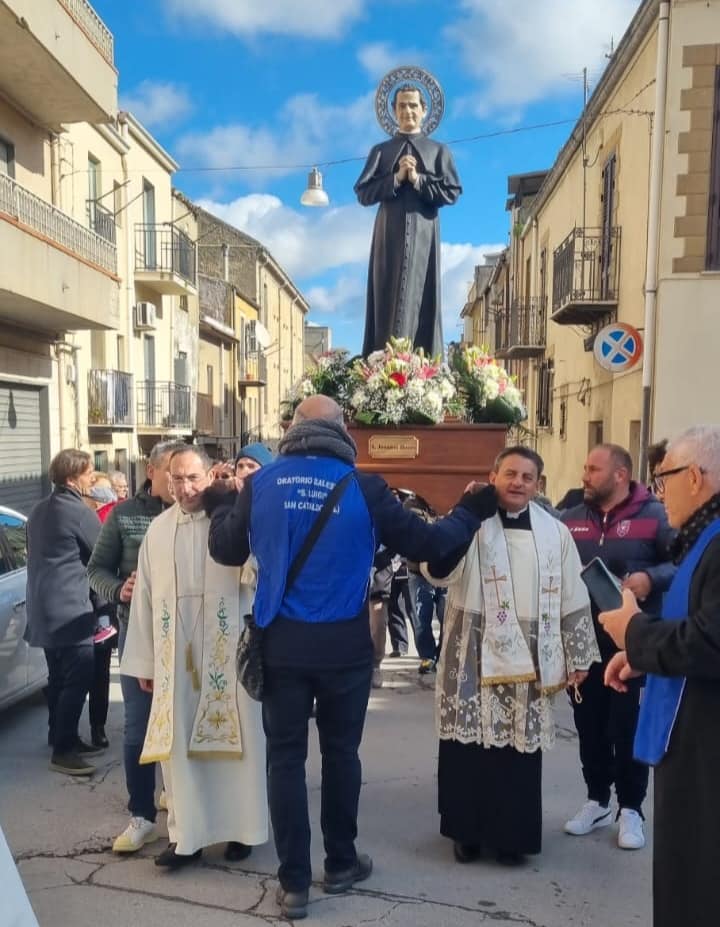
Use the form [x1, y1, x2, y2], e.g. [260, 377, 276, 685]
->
[112, 816, 158, 853]
[371, 668, 384, 689]
[564, 800, 612, 836]
[617, 808, 645, 850]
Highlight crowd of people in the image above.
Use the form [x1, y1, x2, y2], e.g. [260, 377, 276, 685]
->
[18, 402, 720, 926]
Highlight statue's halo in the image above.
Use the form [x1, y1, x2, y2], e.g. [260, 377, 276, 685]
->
[375, 66, 445, 137]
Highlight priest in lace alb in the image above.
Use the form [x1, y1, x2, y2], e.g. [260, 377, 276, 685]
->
[423, 447, 600, 865]
[121, 446, 268, 869]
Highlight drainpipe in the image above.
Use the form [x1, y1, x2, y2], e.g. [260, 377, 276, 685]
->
[638, 1, 670, 481]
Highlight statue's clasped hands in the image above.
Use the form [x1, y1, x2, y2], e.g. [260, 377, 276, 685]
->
[397, 154, 419, 186]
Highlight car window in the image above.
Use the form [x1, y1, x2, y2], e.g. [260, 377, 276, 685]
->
[0, 514, 27, 570]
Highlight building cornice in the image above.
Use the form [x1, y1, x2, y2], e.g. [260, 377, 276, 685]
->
[119, 111, 179, 174]
[94, 122, 130, 156]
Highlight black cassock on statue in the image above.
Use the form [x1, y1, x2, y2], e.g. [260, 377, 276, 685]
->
[354, 133, 461, 358]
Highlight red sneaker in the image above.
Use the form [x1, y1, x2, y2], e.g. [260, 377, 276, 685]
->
[94, 626, 118, 645]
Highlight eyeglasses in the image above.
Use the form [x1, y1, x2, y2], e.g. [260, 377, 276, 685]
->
[652, 464, 705, 493]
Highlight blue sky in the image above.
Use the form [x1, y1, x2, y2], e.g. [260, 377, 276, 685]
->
[92, 0, 640, 354]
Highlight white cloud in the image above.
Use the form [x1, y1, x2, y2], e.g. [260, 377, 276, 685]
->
[305, 275, 365, 313]
[446, 0, 638, 114]
[175, 92, 375, 183]
[440, 242, 505, 336]
[356, 42, 426, 80]
[120, 80, 193, 129]
[194, 193, 374, 279]
[163, 0, 365, 39]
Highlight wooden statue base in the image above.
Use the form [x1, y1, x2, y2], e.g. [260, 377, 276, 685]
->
[347, 422, 507, 514]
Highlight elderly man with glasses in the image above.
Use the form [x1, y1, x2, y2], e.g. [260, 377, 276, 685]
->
[600, 425, 720, 927]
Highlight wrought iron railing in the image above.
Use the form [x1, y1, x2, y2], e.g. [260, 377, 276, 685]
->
[496, 298, 547, 353]
[87, 370, 133, 427]
[552, 227, 620, 312]
[88, 201, 116, 244]
[136, 381, 192, 429]
[57, 0, 114, 64]
[135, 224, 196, 286]
[0, 172, 117, 274]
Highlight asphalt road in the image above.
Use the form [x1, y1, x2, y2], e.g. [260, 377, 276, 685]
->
[0, 654, 652, 926]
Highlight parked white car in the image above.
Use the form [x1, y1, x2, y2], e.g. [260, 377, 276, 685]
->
[0, 506, 46, 710]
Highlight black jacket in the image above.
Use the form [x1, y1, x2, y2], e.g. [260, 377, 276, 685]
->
[561, 481, 676, 659]
[25, 486, 101, 647]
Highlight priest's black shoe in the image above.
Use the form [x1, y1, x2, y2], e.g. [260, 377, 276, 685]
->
[91, 725, 109, 748]
[154, 843, 202, 869]
[496, 850, 526, 866]
[453, 842, 482, 863]
[224, 841, 252, 862]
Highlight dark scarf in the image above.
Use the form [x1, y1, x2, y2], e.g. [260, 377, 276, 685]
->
[279, 419, 357, 465]
[670, 493, 720, 563]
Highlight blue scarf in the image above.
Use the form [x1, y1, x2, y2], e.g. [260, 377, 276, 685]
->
[634, 517, 720, 765]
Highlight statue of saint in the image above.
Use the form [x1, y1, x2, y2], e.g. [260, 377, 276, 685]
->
[354, 74, 462, 358]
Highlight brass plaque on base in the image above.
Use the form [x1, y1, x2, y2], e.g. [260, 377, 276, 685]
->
[368, 434, 419, 459]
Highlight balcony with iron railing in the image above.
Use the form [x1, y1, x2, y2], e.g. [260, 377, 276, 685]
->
[551, 227, 620, 325]
[238, 352, 267, 388]
[136, 381, 192, 431]
[87, 370, 133, 428]
[57, 0, 114, 64]
[88, 201, 116, 245]
[0, 171, 120, 331]
[0, 172, 117, 274]
[0, 0, 116, 130]
[495, 298, 547, 359]
[135, 224, 197, 296]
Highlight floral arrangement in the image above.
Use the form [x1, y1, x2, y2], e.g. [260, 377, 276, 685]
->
[281, 340, 526, 426]
[280, 349, 354, 421]
[349, 338, 457, 426]
[448, 344, 526, 425]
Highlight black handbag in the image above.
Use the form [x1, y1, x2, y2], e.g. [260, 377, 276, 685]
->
[236, 471, 354, 701]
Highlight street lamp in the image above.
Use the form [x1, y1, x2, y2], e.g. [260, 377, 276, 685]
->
[300, 167, 329, 207]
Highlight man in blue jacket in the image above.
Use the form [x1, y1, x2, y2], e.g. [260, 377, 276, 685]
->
[206, 394, 496, 920]
[561, 444, 675, 851]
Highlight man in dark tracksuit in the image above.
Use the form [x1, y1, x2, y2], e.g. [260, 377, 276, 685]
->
[561, 444, 675, 851]
[206, 395, 496, 921]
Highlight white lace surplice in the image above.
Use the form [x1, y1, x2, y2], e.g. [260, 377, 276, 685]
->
[434, 525, 599, 754]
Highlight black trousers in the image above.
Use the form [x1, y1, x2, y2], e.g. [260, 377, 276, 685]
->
[262, 661, 372, 892]
[89, 641, 112, 729]
[44, 641, 95, 753]
[387, 577, 415, 654]
[570, 660, 649, 811]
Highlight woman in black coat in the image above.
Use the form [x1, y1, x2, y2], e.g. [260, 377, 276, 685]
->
[25, 449, 105, 776]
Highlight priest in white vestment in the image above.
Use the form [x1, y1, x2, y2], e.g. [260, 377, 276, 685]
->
[122, 447, 268, 868]
[423, 447, 600, 865]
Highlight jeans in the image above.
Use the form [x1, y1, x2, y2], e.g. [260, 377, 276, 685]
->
[44, 641, 95, 753]
[408, 574, 446, 660]
[118, 623, 157, 823]
[570, 660, 648, 812]
[262, 662, 373, 892]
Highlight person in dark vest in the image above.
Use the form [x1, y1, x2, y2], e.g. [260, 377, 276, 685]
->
[600, 425, 720, 927]
[205, 394, 496, 920]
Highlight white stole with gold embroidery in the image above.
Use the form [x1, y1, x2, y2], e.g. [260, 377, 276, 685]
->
[478, 505, 565, 692]
[139, 507, 247, 764]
